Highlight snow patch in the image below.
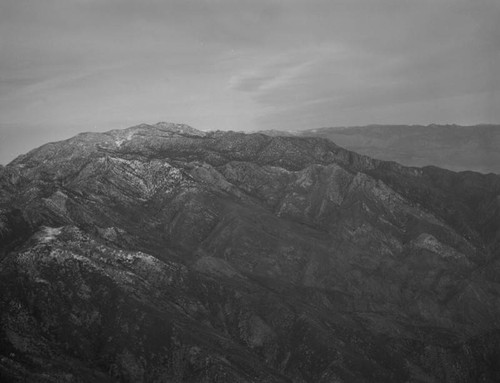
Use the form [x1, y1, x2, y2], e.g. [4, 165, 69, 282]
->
[115, 131, 135, 147]
[412, 233, 466, 260]
[36, 226, 63, 243]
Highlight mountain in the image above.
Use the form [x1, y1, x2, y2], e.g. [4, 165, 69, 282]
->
[298, 124, 500, 174]
[1, 122, 500, 382]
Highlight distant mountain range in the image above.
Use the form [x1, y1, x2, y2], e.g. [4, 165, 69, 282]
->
[1, 122, 500, 382]
[295, 124, 500, 174]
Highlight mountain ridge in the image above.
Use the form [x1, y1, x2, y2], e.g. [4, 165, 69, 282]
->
[1, 122, 500, 382]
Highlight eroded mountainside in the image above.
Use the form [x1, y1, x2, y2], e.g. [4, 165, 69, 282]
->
[1, 122, 500, 382]
[299, 124, 500, 174]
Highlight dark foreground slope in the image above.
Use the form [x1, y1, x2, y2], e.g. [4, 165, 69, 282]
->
[1, 122, 500, 382]
[299, 124, 500, 174]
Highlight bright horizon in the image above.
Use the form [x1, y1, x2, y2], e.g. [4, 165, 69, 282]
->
[1, 0, 499, 164]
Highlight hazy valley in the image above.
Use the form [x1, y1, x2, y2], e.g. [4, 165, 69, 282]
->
[297, 124, 500, 174]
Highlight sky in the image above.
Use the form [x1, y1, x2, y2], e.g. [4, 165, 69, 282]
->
[1, 0, 499, 164]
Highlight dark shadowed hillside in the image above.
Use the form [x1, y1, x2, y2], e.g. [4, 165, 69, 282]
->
[1, 122, 500, 382]
[299, 124, 500, 174]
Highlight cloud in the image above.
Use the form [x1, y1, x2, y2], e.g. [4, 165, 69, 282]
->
[222, 1, 500, 129]
[228, 50, 321, 94]
[0, 0, 499, 162]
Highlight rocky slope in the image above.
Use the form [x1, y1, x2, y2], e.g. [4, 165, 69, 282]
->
[1, 122, 500, 382]
[299, 124, 500, 174]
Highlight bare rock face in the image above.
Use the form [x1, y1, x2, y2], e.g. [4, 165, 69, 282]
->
[1, 122, 500, 382]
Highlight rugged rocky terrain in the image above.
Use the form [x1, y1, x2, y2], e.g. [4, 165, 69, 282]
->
[299, 124, 500, 174]
[1, 122, 500, 382]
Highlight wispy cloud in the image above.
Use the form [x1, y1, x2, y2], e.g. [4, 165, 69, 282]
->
[229, 51, 319, 93]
